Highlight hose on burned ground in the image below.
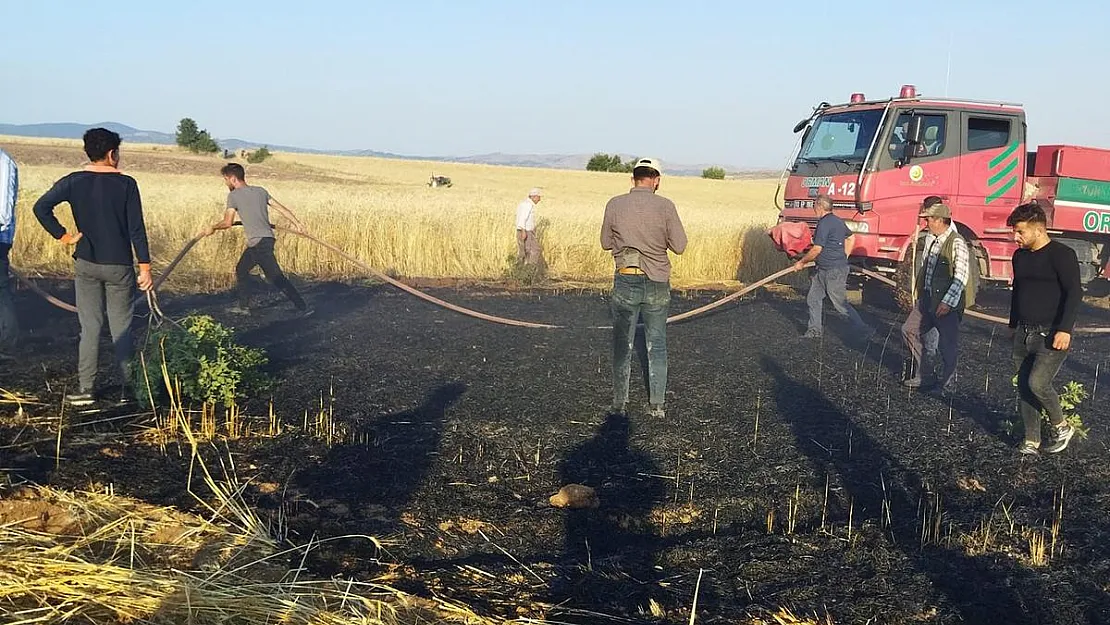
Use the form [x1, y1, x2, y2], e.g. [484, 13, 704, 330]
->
[7, 235, 202, 315]
[9, 227, 1110, 333]
[8, 225, 799, 329]
[7, 228, 563, 328]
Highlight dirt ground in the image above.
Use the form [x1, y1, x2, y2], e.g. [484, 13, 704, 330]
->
[2, 277, 1110, 624]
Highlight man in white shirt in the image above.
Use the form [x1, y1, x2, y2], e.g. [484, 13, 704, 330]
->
[0, 148, 18, 355]
[515, 188, 543, 266]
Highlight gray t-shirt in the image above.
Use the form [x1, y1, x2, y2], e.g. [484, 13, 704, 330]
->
[227, 186, 273, 246]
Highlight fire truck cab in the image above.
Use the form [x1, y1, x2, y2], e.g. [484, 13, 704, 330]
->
[778, 85, 1110, 287]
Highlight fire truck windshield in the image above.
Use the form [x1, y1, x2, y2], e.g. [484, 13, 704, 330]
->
[794, 109, 883, 172]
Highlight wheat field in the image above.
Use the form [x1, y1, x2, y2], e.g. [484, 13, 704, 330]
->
[3, 135, 789, 290]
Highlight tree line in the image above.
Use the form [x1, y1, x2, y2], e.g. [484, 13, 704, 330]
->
[175, 118, 271, 163]
[586, 153, 727, 179]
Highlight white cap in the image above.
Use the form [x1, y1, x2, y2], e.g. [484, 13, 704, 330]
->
[632, 157, 662, 176]
[528, 187, 542, 197]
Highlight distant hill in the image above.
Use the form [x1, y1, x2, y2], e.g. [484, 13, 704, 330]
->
[0, 121, 774, 177]
[0, 122, 177, 145]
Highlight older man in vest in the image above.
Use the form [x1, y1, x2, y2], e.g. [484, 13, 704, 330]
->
[901, 197, 970, 393]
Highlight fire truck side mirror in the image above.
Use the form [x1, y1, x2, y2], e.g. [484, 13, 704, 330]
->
[793, 118, 810, 133]
[896, 116, 926, 167]
[907, 116, 925, 145]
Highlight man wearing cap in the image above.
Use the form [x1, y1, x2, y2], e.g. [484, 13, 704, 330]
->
[600, 158, 687, 418]
[515, 188, 543, 266]
[901, 196, 970, 393]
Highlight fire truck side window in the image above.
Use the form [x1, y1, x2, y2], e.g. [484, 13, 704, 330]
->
[888, 114, 946, 158]
[967, 117, 1011, 151]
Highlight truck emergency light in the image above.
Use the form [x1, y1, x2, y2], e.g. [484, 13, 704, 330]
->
[899, 84, 917, 98]
[850, 93, 866, 103]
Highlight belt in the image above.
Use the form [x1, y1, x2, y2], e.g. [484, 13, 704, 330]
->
[617, 267, 646, 275]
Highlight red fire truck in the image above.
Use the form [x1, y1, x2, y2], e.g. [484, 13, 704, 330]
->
[776, 85, 1110, 290]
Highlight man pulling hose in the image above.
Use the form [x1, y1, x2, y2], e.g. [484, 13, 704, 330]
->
[198, 163, 313, 317]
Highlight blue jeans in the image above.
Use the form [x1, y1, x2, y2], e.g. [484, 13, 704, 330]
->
[806, 265, 867, 334]
[611, 274, 670, 407]
[0, 242, 16, 350]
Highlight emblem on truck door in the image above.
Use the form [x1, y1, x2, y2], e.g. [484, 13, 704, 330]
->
[909, 165, 924, 182]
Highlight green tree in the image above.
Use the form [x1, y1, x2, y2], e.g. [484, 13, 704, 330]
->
[175, 118, 200, 148]
[702, 166, 726, 180]
[246, 146, 272, 163]
[586, 153, 635, 173]
[176, 117, 220, 153]
[192, 130, 220, 154]
[587, 152, 613, 172]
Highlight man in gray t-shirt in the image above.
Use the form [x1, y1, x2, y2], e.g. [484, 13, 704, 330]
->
[229, 185, 275, 246]
[198, 163, 312, 316]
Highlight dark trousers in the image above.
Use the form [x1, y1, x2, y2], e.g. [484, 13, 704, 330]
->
[902, 298, 961, 387]
[611, 273, 670, 407]
[0, 242, 17, 350]
[236, 238, 305, 309]
[74, 259, 135, 392]
[1013, 325, 1068, 445]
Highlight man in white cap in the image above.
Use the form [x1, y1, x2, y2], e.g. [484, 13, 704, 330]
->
[515, 188, 543, 266]
[600, 158, 687, 418]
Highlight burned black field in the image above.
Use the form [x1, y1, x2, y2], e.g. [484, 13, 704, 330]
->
[3, 279, 1110, 624]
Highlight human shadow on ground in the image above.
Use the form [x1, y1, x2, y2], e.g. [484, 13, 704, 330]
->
[547, 412, 666, 622]
[293, 382, 466, 535]
[760, 354, 1107, 624]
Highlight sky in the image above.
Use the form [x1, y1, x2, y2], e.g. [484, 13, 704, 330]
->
[3, 0, 1109, 168]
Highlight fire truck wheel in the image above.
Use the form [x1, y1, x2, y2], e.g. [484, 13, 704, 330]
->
[892, 259, 916, 314]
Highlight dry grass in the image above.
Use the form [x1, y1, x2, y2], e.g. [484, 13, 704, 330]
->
[0, 481, 500, 625]
[750, 607, 835, 624]
[0, 384, 502, 625]
[0, 348, 513, 625]
[5, 135, 784, 289]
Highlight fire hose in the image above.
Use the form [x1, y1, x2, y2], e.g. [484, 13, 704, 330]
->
[7, 227, 798, 329]
[7, 227, 1110, 333]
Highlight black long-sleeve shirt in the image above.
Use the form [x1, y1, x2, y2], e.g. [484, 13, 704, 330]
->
[33, 170, 151, 266]
[1009, 240, 1082, 332]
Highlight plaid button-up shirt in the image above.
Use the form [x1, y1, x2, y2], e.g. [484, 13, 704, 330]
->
[923, 223, 969, 309]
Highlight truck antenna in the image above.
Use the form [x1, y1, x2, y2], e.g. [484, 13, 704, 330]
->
[944, 30, 954, 97]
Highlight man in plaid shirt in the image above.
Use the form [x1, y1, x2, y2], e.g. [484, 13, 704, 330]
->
[901, 197, 970, 394]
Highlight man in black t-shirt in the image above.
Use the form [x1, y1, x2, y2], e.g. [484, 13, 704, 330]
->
[1006, 201, 1082, 456]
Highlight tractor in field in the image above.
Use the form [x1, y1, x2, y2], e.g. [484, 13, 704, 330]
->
[776, 84, 1110, 301]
